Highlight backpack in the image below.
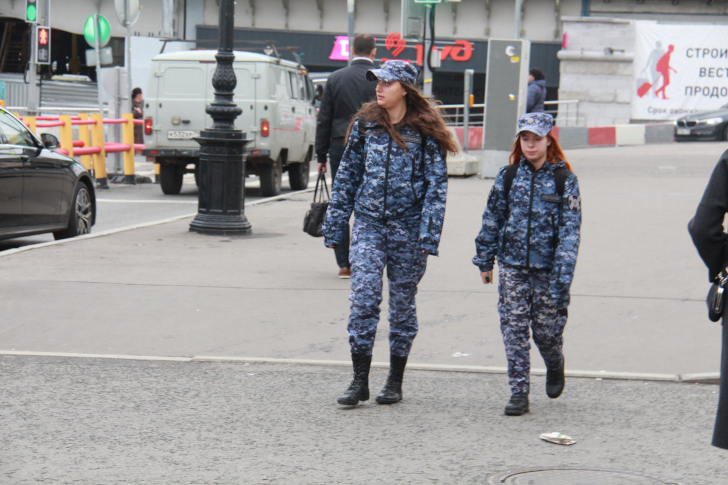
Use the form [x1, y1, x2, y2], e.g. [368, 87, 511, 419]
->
[503, 163, 571, 226]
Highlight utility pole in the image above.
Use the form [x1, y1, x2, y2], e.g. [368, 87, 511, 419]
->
[347, 0, 355, 66]
[28, 23, 37, 114]
[514, 0, 523, 39]
[423, 4, 433, 97]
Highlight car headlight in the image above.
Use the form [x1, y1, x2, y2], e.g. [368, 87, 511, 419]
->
[702, 117, 724, 125]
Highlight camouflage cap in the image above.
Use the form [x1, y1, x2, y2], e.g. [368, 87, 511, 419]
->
[366, 60, 418, 86]
[517, 112, 554, 137]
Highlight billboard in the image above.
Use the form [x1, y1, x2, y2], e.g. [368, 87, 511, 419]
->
[632, 22, 728, 120]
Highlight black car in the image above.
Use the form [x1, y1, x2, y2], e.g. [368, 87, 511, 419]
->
[675, 103, 728, 142]
[0, 108, 96, 241]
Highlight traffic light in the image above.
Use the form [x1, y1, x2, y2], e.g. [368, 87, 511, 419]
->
[25, 0, 37, 22]
[36, 26, 50, 64]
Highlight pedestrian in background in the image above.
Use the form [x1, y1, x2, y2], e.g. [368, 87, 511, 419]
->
[131, 87, 144, 145]
[688, 149, 728, 450]
[526, 68, 546, 113]
[323, 60, 456, 406]
[473, 112, 581, 416]
[315, 34, 377, 279]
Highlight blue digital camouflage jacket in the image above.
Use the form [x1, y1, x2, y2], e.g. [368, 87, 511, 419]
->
[473, 159, 581, 304]
[322, 119, 448, 256]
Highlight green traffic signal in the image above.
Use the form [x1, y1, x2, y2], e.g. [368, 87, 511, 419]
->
[26, 4, 37, 22]
[83, 15, 111, 48]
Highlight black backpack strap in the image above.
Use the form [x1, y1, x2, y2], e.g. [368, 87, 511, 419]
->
[344, 116, 367, 159]
[554, 166, 570, 197]
[503, 163, 519, 204]
[554, 166, 573, 226]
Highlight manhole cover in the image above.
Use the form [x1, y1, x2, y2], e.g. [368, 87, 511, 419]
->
[488, 467, 680, 485]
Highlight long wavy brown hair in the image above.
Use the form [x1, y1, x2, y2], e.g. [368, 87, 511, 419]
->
[509, 132, 572, 171]
[346, 82, 458, 155]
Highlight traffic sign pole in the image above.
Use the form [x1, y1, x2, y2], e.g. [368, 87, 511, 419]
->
[94, 14, 104, 116]
[28, 23, 37, 114]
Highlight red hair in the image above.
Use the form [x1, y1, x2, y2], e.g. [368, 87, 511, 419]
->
[509, 132, 572, 172]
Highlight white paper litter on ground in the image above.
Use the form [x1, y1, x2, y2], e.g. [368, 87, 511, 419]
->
[539, 432, 576, 445]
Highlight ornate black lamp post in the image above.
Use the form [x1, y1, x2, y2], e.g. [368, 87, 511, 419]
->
[189, 0, 252, 235]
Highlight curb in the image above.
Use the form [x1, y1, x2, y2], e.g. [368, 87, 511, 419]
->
[0, 187, 317, 259]
[0, 351, 718, 385]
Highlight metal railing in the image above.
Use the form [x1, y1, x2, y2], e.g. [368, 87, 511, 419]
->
[437, 103, 485, 127]
[5, 106, 108, 115]
[438, 100, 580, 128]
[437, 98, 581, 152]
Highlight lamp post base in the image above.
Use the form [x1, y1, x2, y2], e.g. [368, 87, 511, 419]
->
[189, 128, 252, 236]
[189, 213, 252, 236]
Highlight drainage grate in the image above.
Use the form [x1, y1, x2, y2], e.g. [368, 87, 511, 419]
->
[488, 467, 680, 485]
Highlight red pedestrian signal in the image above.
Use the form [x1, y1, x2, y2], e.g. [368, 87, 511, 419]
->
[36, 25, 50, 65]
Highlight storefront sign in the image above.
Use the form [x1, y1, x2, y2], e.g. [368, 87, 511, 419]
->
[329, 32, 473, 66]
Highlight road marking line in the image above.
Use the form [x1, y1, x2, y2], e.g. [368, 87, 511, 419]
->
[0, 351, 714, 383]
[97, 199, 198, 204]
[0, 187, 316, 258]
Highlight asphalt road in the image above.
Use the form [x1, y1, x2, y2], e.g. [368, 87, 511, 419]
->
[1, 357, 724, 485]
[0, 164, 318, 252]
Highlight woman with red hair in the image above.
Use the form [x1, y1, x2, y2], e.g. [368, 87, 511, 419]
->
[473, 112, 581, 416]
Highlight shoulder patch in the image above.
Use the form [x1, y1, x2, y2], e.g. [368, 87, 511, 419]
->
[566, 194, 581, 213]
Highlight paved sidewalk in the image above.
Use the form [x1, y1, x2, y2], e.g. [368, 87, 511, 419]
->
[0, 142, 723, 377]
[0, 142, 726, 483]
[1, 356, 725, 484]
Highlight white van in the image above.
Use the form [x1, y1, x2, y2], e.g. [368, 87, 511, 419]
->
[141, 50, 316, 196]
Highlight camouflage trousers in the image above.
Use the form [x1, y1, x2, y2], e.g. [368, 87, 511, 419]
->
[498, 264, 568, 395]
[347, 215, 428, 357]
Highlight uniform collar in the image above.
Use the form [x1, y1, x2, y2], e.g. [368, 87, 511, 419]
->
[519, 157, 566, 172]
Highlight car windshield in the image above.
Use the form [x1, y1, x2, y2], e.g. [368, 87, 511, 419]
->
[0, 110, 36, 147]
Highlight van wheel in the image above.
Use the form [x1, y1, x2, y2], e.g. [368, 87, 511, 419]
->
[160, 162, 184, 194]
[288, 160, 310, 191]
[259, 158, 282, 197]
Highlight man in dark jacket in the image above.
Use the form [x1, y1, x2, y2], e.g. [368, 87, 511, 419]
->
[527, 68, 547, 113]
[688, 149, 728, 450]
[316, 34, 377, 278]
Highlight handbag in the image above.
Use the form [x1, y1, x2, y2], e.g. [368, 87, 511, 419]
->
[303, 171, 330, 238]
[707, 270, 728, 322]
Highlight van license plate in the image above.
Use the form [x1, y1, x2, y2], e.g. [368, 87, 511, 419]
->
[676, 128, 691, 135]
[168, 130, 200, 140]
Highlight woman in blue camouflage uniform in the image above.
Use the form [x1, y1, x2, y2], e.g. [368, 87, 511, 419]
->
[323, 60, 457, 406]
[473, 112, 581, 416]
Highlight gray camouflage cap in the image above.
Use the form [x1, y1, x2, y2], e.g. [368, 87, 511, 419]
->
[517, 112, 554, 137]
[366, 60, 418, 86]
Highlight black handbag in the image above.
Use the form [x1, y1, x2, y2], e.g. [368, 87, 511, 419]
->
[303, 171, 330, 238]
[707, 270, 728, 322]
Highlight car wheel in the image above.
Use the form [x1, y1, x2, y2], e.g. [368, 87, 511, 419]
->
[160, 162, 184, 195]
[288, 159, 310, 191]
[53, 183, 94, 240]
[259, 158, 282, 197]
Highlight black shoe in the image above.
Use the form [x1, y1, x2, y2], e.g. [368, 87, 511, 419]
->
[504, 393, 530, 416]
[376, 355, 408, 404]
[337, 353, 371, 405]
[546, 360, 565, 399]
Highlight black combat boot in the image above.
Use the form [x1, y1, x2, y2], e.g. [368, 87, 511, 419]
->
[504, 393, 530, 416]
[337, 353, 372, 405]
[376, 355, 408, 404]
[546, 359, 565, 399]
